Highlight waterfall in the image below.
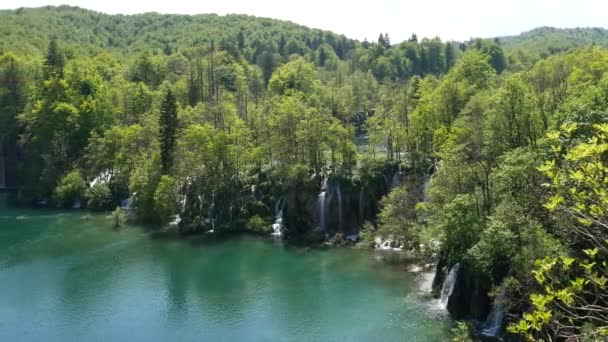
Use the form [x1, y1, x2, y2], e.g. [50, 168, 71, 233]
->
[482, 284, 507, 337]
[90, 170, 111, 187]
[440, 263, 460, 309]
[180, 193, 187, 213]
[208, 192, 216, 231]
[318, 176, 329, 231]
[318, 191, 327, 231]
[72, 199, 81, 209]
[121, 195, 134, 210]
[251, 185, 257, 199]
[272, 204, 283, 237]
[272, 196, 285, 236]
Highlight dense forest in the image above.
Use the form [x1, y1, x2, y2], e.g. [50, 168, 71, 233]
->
[1, 5, 607, 341]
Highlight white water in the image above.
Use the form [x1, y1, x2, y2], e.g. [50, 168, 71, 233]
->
[318, 191, 327, 231]
[272, 197, 284, 236]
[440, 263, 460, 309]
[318, 176, 329, 231]
[90, 170, 111, 187]
[120, 196, 133, 210]
[482, 284, 507, 337]
[272, 211, 283, 236]
[208, 192, 216, 231]
[72, 199, 81, 209]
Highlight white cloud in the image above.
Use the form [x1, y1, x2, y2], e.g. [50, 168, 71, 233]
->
[2, 0, 606, 42]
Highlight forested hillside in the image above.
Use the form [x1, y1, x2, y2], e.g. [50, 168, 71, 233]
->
[500, 26, 608, 67]
[0, 5, 607, 341]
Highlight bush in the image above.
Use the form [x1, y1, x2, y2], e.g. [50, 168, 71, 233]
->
[129, 152, 161, 221]
[86, 183, 113, 211]
[153, 175, 177, 224]
[246, 215, 272, 234]
[358, 221, 376, 248]
[111, 206, 126, 228]
[53, 170, 86, 208]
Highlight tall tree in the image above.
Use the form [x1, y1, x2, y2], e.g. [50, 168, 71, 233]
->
[383, 33, 391, 48]
[378, 33, 385, 46]
[159, 89, 178, 174]
[43, 38, 65, 80]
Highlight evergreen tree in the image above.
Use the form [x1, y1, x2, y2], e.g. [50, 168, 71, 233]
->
[237, 29, 246, 51]
[383, 33, 391, 48]
[43, 38, 65, 80]
[408, 33, 418, 43]
[445, 41, 456, 69]
[378, 33, 385, 46]
[159, 89, 178, 174]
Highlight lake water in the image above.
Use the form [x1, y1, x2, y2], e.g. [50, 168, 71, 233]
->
[0, 203, 450, 341]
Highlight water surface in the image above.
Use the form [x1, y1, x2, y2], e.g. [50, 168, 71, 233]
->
[0, 204, 450, 341]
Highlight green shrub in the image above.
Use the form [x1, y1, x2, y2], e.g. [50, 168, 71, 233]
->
[111, 206, 126, 228]
[246, 215, 272, 234]
[153, 175, 177, 224]
[86, 183, 113, 211]
[53, 170, 86, 208]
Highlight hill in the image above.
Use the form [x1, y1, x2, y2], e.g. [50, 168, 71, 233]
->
[498, 26, 608, 57]
[0, 5, 356, 59]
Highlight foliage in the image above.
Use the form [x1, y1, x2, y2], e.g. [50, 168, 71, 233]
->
[246, 215, 272, 234]
[3, 7, 608, 338]
[111, 206, 126, 228]
[509, 124, 608, 341]
[86, 183, 113, 211]
[451, 321, 475, 342]
[154, 175, 178, 224]
[52, 170, 86, 208]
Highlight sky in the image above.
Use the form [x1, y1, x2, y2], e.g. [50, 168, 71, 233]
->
[1, 0, 606, 42]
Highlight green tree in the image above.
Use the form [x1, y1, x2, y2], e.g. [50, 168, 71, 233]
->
[159, 89, 178, 174]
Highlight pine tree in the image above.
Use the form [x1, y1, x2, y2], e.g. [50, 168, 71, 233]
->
[384, 33, 391, 48]
[445, 42, 456, 69]
[237, 29, 245, 51]
[159, 89, 178, 174]
[378, 33, 385, 46]
[43, 38, 65, 80]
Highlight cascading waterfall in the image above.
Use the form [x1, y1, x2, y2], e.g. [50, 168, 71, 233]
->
[72, 199, 81, 209]
[170, 193, 188, 227]
[482, 284, 507, 337]
[89, 170, 111, 187]
[208, 192, 216, 231]
[318, 176, 329, 231]
[272, 196, 284, 237]
[121, 195, 134, 210]
[318, 191, 327, 231]
[440, 263, 460, 309]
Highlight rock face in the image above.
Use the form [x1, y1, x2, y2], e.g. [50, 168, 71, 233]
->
[177, 162, 402, 240]
[0, 135, 19, 189]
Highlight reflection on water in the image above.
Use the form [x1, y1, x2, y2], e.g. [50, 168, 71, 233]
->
[0, 205, 450, 341]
